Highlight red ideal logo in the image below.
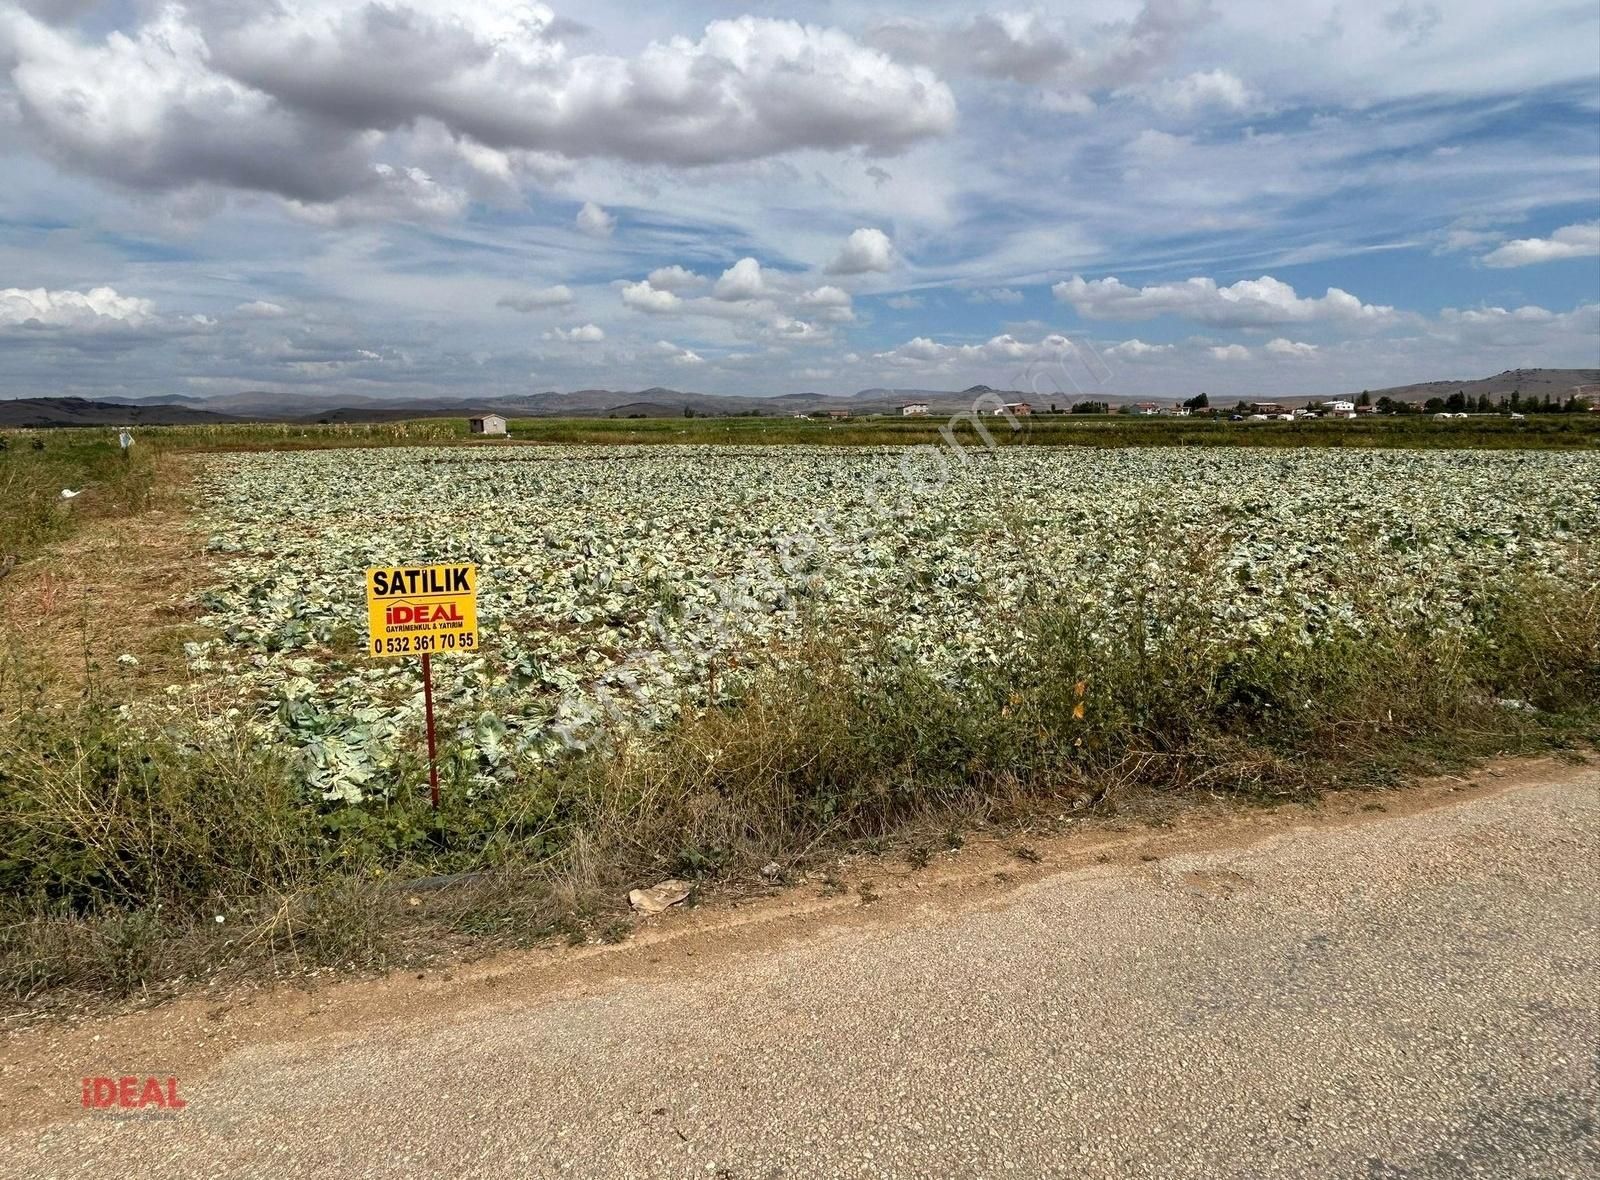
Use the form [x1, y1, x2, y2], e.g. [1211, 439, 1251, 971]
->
[81, 1076, 186, 1111]
[385, 602, 463, 626]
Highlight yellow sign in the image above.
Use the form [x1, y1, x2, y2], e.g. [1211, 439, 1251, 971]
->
[365, 563, 479, 658]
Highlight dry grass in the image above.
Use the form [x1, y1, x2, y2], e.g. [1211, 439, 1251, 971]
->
[1, 447, 1597, 1013]
[0, 454, 211, 703]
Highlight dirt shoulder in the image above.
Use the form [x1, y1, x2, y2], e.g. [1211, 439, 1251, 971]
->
[1, 751, 1584, 1137]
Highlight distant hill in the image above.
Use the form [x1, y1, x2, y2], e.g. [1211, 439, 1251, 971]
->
[0, 398, 244, 427]
[4, 369, 1593, 428]
[1348, 368, 1599, 405]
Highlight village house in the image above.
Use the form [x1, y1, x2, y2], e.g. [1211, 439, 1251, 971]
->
[1130, 402, 1162, 415]
[469, 414, 508, 436]
[900, 402, 930, 416]
[1250, 402, 1287, 416]
[988, 402, 1032, 416]
[827, 409, 851, 420]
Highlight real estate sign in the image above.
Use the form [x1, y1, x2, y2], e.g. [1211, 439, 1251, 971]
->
[365, 563, 479, 657]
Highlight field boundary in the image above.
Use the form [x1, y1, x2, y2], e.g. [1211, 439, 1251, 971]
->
[0, 454, 209, 702]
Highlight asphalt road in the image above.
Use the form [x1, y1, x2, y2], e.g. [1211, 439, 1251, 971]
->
[5, 765, 1598, 1179]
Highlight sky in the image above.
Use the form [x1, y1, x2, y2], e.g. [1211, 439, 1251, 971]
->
[0, 0, 1597, 402]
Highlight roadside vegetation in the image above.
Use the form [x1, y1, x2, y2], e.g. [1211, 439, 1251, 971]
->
[1, 423, 1597, 1011]
[2, 529, 1595, 1008]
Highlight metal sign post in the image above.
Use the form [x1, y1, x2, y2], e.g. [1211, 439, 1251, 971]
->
[421, 651, 440, 809]
[364, 563, 479, 809]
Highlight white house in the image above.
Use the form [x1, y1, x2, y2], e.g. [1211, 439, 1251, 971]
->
[900, 402, 930, 417]
[1325, 399, 1356, 416]
[469, 414, 508, 436]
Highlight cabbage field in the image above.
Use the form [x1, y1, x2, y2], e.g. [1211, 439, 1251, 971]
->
[183, 445, 1600, 803]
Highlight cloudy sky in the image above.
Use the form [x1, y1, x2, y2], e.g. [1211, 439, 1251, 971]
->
[1, 0, 1597, 402]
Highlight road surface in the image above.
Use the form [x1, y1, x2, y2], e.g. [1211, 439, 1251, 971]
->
[3, 762, 1597, 1178]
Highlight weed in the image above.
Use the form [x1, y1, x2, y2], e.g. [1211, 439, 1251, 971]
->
[95, 908, 164, 995]
[288, 877, 390, 969]
[556, 914, 588, 947]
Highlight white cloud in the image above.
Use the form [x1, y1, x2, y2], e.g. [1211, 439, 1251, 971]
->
[1209, 343, 1251, 361]
[873, 331, 1081, 369]
[1, 285, 157, 328]
[544, 323, 605, 343]
[0, 8, 955, 217]
[236, 299, 288, 317]
[497, 285, 574, 312]
[885, 294, 924, 310]
[867, 3, 1213, 99]
[1265, 337, 1319, 357]
[646, 266, 706, 293]
[1141, 69, 1258, 116]
[966, 287, 1025, 304]
[768, 316, 825, 342]
[827, 227, 896, 274]
[1480, 222, 1600, 267]
[1104, 338, 1172, 358]
[713, 257, 766, 301]
[620, 280, 683, 314]
[576, 201, 616, 238]
[281, 163, 467, 225]
[796, 285, 854, 322]
[1053, 274, 1397, 327]
[657, 340, 705, 365]
[1124, 128, 1192, 162]
[617, 262, 849, 341]
[1433, 298, 1600, 353]
[1433, 302, 1599, 347]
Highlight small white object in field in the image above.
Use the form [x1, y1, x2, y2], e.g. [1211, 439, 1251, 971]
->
[60, 488, 84, 500]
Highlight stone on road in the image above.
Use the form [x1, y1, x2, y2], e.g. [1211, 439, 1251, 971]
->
[4, 767, 1597, 1178]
